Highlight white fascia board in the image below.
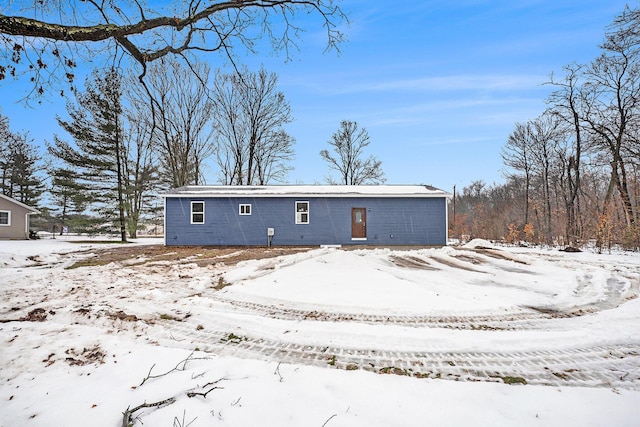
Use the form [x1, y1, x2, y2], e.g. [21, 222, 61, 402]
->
[163, 185, 452, 199]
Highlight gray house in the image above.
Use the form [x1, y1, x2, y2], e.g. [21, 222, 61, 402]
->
[0, 194, 39, 240]
[164, 185, 450, 247]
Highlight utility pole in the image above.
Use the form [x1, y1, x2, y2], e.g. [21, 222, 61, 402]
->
[452, 185, 456, 239]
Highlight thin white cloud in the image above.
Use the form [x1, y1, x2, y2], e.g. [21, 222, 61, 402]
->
[363, 75, 544, 92]
[282, 72, 545, 96]
[352, 98, 548, 136]
[413, 135, 497, 147]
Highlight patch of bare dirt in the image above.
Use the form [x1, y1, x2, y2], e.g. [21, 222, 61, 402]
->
[107, 310, 139, 322]
[467, 248, 530, 265]
[64, 345, 106, 366]
[452, 254, 485, 265]
[389, 255, 438, 270]
[0, 307, 51, 323]
[67, 245, 314, 269]
[429, 255, 484, 272]
[23, 308, 49, 322]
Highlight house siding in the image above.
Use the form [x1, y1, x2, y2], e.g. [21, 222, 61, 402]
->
[165, 196, 447, 246]
[0, 197, 32, 240]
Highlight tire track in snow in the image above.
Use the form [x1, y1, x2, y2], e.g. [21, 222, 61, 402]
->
[208, 249, 639, 330]
[150, 249, 640, 390]
[7, 245, 639, 391]
[158, 319, 640, 390]
[204, 293, 595, 330]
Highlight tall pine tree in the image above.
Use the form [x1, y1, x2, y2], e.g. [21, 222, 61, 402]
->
[49, 166, 93, 230]
[0, 114, 44, 205]
[49, 68, 128, 241]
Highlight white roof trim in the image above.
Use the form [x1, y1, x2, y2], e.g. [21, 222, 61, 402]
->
[163, 185, 451, 199]
[0, 193, 40, 213]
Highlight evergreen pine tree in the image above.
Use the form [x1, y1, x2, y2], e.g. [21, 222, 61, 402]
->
[0, 116, 45, 206]
[49, 68, 128, 242]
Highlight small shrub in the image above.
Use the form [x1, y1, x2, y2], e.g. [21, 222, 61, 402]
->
[379, 366, 410, 376]
[213, 277, 232, 290]
[505, 223, 521, 245]
[622, 224, 640, 251]
[552, 372, 568, 380]
[220, 332, 246, 344]
[523, 223, 534, 243]
[501, 375, 527, 385]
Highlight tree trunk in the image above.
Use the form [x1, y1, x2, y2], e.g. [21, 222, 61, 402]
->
[115, 121, 127, 243]
[612, 157, 635, 227]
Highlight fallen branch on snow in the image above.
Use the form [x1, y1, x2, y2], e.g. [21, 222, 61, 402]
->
[321, 414, 338, 426]
[122, 397, 176, 427]
[140, 352, 208, 386]
[123, 353, 227, 426]
[122, 379, 228, 426]
[274, 362, 284, 382]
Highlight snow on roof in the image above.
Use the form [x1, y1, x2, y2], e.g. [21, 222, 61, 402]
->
[163, 185, 451, 198]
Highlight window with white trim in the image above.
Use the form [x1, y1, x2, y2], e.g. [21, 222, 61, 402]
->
[239, 204, 251, 215]
[0, 210, 9, 226]
[295, 201, 309, 224]
[191, 201, 204, 224]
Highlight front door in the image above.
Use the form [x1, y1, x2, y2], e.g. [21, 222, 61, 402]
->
[351, 208, 367, 239]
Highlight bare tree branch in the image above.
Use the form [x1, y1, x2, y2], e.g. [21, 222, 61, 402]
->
[122, 397, 177, 427]
[320, 120, 385, 185]
[212, 66, 295, 184]
[0, 1, 347, 98]
[140, 351, 199, 386]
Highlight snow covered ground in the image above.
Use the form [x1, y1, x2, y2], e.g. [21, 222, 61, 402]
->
[1, 236, 640, 426]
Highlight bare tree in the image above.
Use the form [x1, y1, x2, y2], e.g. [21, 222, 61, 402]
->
[212, 67, 295, 185]
[133, 58, 215, 188]
[253, 129, 295, 184]
[580, 49, 640, 228]
[529, 113, 564, 243]
[212, 73, 246, 184]
[502, 114, 566, 243]
[0, 1, 346, 98]
[502, 121, 535, 226]
[122, 101, 157, 238]
[546, 63, 585, 245]
[321, 120, 385, 185]
[603, 5, 640, 52]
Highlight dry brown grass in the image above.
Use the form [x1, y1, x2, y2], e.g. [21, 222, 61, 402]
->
[66, 245, 313, 269]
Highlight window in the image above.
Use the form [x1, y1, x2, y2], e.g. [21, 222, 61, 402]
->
[295, 201, 309, 224]
[0, 210, 9, 226]
[191, 201, 204, 224]
[239, 204, 252, 215]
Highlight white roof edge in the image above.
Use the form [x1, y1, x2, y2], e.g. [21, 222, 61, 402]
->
[163, 185, 452, 198]
[0, 193, 40, 213]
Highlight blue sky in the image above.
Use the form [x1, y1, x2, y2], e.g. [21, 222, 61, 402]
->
[0, 0, 632, 193]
